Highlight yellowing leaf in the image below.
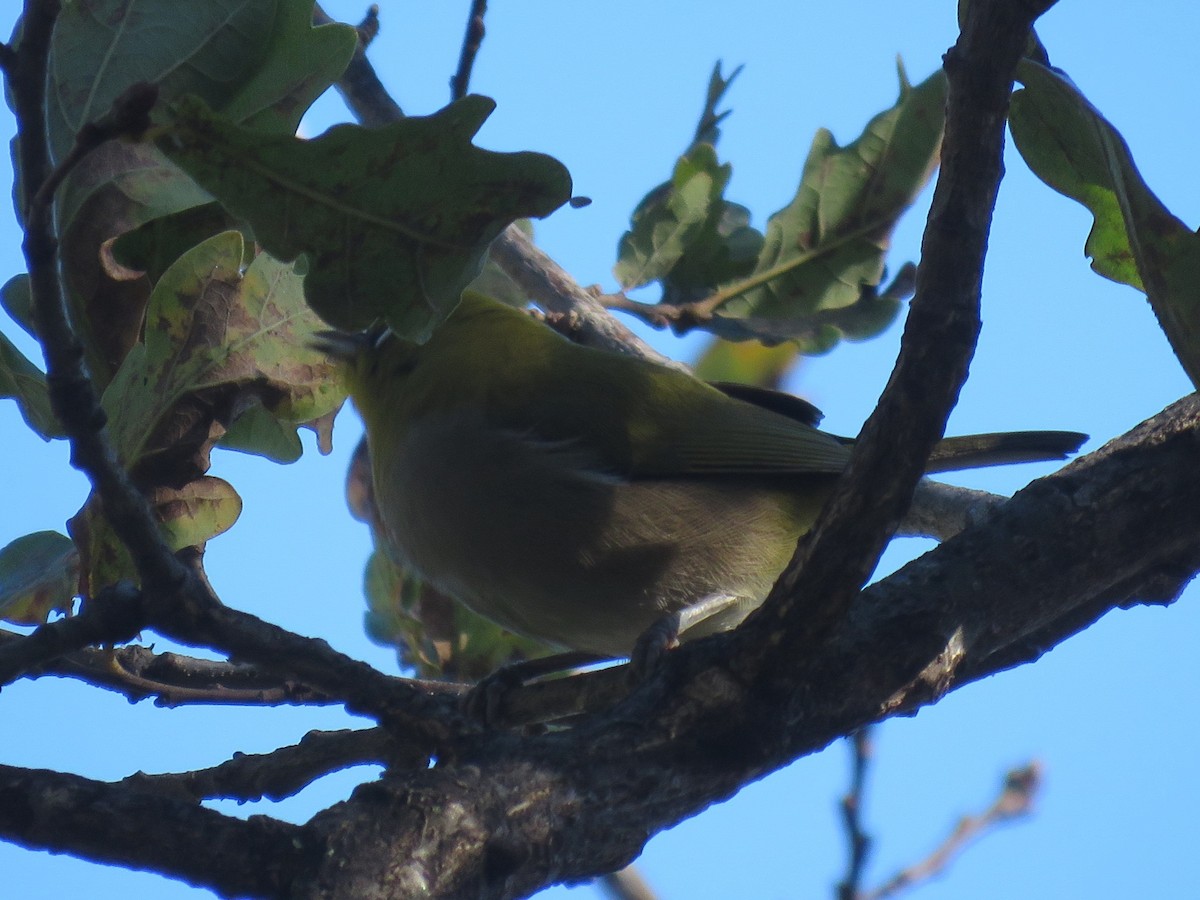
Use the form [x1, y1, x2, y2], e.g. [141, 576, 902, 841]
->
[151, 477, 242, 551]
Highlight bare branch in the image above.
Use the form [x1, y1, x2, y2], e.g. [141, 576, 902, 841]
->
[864, 763, 1042, 900]
[489, 227, 674, 362]
[836, 728, 875, 900]
[450, 0, 488, 101]
[0, 582, 144, 686]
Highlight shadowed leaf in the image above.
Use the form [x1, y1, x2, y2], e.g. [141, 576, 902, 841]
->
[0, 531, 78, 626]
[706, 64, 943, 350]
[0, 330, 61, 439]
[155, 95, 572, 341]
[37, 0, 353, 384]
[614, 63, 761, 303]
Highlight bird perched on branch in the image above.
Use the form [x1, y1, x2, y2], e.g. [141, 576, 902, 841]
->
[320, 292, 1085, 659]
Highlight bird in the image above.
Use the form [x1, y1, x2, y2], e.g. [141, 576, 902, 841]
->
[320, 291, 1085, 659]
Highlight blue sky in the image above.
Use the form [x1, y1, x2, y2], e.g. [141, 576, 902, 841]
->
[2, 2, 1197, 897]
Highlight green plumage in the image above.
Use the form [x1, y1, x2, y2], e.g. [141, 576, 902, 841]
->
[332, 292, 1084, 656]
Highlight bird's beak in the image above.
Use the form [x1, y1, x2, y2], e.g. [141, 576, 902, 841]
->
[309, 329, 373, 361]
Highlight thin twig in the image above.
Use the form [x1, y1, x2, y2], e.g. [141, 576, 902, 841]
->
[450, 0, 488, 101]
[354, 3, 380, 47]
[124, 728, 409, 803]
[836, 727, 875, 900]
[864, 762, 1042, 900]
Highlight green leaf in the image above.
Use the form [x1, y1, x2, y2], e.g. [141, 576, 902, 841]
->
[1011, 60, 1200, 387]
[218, 402, 303, 463]
[110, 202, 249, 287]
[615, 144, 763, 300]
[218, 1, 356, 133]
[614, 64, 761, 303]
[0, 330, 61, 439]
[155, 95, 573, 340]
[0, 531, 78, 626]
[707, 63, 943, 350]
[70, 477, 242, 598]
[39, 0, 354, 385]
[690, 61, 744, 150]
[0, 274, 36, 338]
[45, 0, 354, 228]
[103, 231, 346, 468]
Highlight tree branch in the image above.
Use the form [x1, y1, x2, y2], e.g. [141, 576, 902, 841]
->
[864, 763, 1041, 900]
[0, 582, 145, 686]
[313, 4, 403, 125]
[1, 633, 340, 706]
[836, 728, 875, 900]
[288, 394, 1198, 898]
[126, 728, 406, 803]
[740, 0, 1060, 678]
[449, 0, 488, 101]
[0, 763, 310, 897]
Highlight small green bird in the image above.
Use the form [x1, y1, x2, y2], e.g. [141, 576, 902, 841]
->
[323, 292, 1084, 658]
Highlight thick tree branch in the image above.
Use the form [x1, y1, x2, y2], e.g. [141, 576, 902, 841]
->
[0, 763, 310, 897]
[289, 394, 1198, 898]
[2, 392, 1193, 895]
